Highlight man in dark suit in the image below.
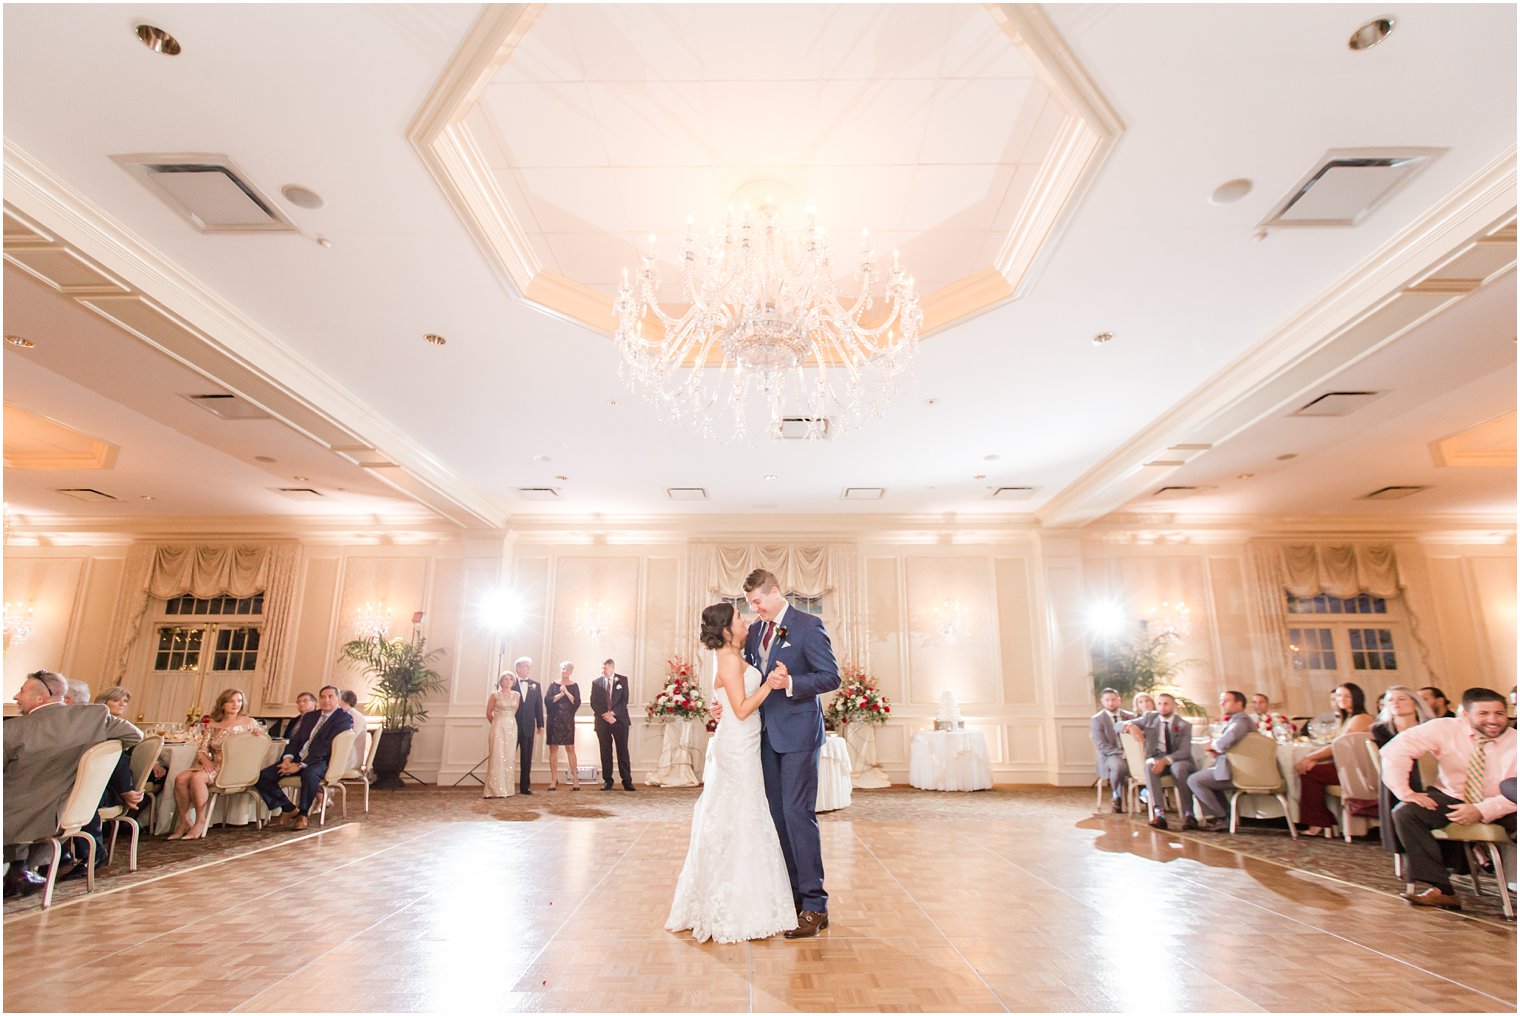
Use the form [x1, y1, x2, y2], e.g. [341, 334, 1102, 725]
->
[592, 658, 634, 791]
[1089, 688, 1134, 813]
[254, 684, 353, 831]
[512, 657, 545, 795]
[4, 670, 142, 897]
[742, 569, 840, 940]
[1187, 690, 1258, 830]
[1124, 692, 1198, 830]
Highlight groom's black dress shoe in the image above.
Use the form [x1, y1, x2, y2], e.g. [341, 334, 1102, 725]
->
[784, 911, 829, 939]
[4, 867, 46, 898]
[601, 784, 613, 791]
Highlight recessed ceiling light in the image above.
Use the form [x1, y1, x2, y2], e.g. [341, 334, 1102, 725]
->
[292, 475, 310, 482]
[254, 455, 277, 463]
[139, 495, 157, 501]
[554, 474, 569, 481]
[424, 333, 446, 346]
[973, 474, 987, 481]
[608, 400, 618, 407]
[532, 454, 550, 463]
[1348, 16, 1395, 51]
[1237, 473, 1254, 480]
[1092, 331, 1115, 346]
[315, 236, 334, 249]
[983, 454, 1000, 462]
[1210, 178, 1254, 205]
[5, 335, 35, 349]
[764, 474, 778, 481]
[1276, 453, 1298, 461]
[924, 398, 939, 406]
[281, 184, 324, 210]
[134, 23, 181, 55]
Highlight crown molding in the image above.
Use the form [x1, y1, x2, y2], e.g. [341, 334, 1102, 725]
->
[1038, 145, 1518, 528]
[2, 140, 507, 531]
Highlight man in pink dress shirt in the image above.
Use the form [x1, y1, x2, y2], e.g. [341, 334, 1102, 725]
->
[1381, 687, 1516, 909]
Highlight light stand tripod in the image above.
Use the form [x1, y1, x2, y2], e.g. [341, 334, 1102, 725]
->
[452, 637, 505, 787]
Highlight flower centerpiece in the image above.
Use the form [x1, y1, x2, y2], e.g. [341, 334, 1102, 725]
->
[645, 655, 708, 721]
[824, 662, 892, 726]
[1256, 711, 1296, 739]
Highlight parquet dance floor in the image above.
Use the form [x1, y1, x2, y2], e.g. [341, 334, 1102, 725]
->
[4, 787, 1514, 1012]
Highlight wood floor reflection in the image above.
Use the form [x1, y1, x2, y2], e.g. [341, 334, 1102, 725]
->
[3, 788, 1515, 1012]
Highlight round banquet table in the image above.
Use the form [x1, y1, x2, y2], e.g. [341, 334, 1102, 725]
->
[152, 737, 286, 834]
[909, 729, 993, 792]
[1190, 736, 1319, 822]
[815, 733, 853, 812]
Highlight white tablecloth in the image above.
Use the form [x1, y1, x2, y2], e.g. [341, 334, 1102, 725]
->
[1191, 737, 1317, 822]
[816, 733, 853, 812]
[646, 718, 703, 787]
[909, 730, 992, 792]
[152, 737, 285, 834]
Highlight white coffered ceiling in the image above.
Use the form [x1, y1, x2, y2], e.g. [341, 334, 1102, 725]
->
[1, 3, 1515, 533]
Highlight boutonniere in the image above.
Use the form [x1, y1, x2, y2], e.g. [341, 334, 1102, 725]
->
[776, 625, 789, 643]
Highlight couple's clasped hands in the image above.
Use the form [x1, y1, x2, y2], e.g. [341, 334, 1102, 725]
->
[710, 662, 788, 722]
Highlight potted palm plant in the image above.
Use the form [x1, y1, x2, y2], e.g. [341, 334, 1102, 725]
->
[1089, 626, 1203, 717]
[338, 631, 447, 789]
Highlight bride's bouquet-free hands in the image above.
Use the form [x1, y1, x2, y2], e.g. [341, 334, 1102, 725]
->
[646, 655, 708, 721]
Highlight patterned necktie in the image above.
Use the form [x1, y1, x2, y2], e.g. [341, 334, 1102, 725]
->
[762, 621, 775, 651]
[1464, 737, 1493, 804]
[300, 711, 330, 761]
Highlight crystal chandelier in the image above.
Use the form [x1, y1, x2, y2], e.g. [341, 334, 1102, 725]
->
[573, 601, 610, 642]
[613, 198, 923, 442]
[1147, 600, 1192, 639]
[3, 602, 34, 646]
[933, 600, 968, 643]
[353, 601, 391, 640]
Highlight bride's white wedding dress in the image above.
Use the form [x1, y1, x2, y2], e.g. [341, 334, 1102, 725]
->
[665, 658, 796, 943]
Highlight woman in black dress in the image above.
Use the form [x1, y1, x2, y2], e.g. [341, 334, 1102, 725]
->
[1372, 685, 1432, 857]
[545, 661, 582, 791]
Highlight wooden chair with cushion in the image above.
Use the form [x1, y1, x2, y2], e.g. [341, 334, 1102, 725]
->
[278, 729, 357, 827]
[1430, 823, 1516, 920]
[30, 741, 122, 909]
[99, 734, 164, 872]
[206, 733, 271, 830]
[1120, 727, 1181, 816]
[1225, 732, 1297, 839]
[1328, 732, 1381, 842]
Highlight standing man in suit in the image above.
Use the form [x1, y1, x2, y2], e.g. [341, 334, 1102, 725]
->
[4, 670, 142, 897]
[1187, 690, 1258, 829]
[1125, 693, 1198, 830]
[512, 657, 545, 795]
[1089, 688, 1134, 813]
[254, 684, 353, 831]
[743, 569, 841, 940]
[592, 659, 634, 791]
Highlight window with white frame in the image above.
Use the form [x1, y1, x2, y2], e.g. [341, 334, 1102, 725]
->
[1285, 590, 1405, 684]
[137, 592, 267, 722]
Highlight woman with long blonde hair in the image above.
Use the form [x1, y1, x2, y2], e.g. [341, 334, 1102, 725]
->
[168, 688, 266, 840]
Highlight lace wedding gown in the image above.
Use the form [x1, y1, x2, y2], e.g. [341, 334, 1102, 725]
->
[665, 659, 796, 943]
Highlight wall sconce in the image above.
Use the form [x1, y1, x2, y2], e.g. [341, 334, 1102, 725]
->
[932, 600, 968, 643]
[573, 601, 611, 642]
[3, 602, 34, 645]
[353, 600, 391, 639]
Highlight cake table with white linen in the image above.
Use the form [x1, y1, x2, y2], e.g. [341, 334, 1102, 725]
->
[909, 729, 992, 791]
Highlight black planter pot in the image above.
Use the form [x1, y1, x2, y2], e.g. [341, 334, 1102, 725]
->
[372, 728, 414, 789]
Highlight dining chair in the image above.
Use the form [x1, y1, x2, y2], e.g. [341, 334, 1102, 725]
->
[280, 729, 358, 826]
[1364, 740, 1404, 878]
[1225, 732, 1297, 839]
[339, 722, 383, 814]
[1431, 823, 1516, 920]
[206, 733, 271, 830]
[98, 734, 164, 872]
[1328, 732, 1380, 842]
[31, 741, 122, 909]
[1120, 728, 1181, 816]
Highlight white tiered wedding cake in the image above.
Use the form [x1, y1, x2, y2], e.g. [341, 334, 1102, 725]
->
[934, 690, 964, 731]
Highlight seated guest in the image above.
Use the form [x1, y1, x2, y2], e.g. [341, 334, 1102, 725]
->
[1089, 688, 1133, 814]
[1294, 682, 1375, 837]
[73, 687, 147, 879]
[4, 670, 142, 897]
[1372, 686, 1434, 862]
[1131, 692, 1156, 717]
[254, 685, 353, 831]
[1418, 686, 1456, 720]
[272, 691, 317, 739]
[1186, 690, 1257, 830]
[1125, 693, 1198, 830]
[168, 689, 266, 840]
[1382, 687, 1516, 909]
[1248, 692, 1293, 737]
[64, 679, 91, 705]
[340, 690, 369, 772]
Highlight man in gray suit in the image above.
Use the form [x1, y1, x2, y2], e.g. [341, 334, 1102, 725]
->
[1124, 693, 1198, 830]
[1186, 690, 1257, 830]
[4, 670, 142, 897]
[1089, 688, 1134, 813]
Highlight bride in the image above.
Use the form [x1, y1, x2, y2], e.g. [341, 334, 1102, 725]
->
[665, 602, 797, 943]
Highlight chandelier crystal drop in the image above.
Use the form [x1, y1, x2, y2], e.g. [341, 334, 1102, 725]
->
[3, 602, 34, 646]
[613, 201, 923, 442]
[573, 601, 611, 642]
[353, 601, 391, 640]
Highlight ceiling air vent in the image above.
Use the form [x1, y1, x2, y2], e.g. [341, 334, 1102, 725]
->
[988, 486, 1039, 500]
[112, 154, 297, 233]
[516, 487, 561, 501]
[1291, 390, 1386, 417]
[182, 393, 273, 421]
[270, 487, 325, 501]
[1359, 485, 1429, 501]
[842, 487, 884, 500]
[776, 417, 831, 440]
[665, 487, 708, 501]
[1150, 485, 1214, 501]
[1258, 148, 1442, 230]
[56, 487, 118, 502]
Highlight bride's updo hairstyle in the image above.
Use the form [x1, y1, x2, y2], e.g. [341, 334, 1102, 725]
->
[699, 602, 736, 650]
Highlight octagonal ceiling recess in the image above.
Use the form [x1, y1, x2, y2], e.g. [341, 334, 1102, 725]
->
[410, 3, 1122, 340]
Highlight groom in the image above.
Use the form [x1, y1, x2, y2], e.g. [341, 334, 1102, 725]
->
[742, 568, 841, 939]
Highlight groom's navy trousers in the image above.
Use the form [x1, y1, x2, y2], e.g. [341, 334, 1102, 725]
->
[748, 607, 841, 914]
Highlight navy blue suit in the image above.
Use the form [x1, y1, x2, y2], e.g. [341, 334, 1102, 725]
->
[256, 708, 354, 816]
[745, 606, 841, 913]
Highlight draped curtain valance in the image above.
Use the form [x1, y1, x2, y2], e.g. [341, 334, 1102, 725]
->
[104, 542, 302, 707]
[1280, 543, 1400, 598]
